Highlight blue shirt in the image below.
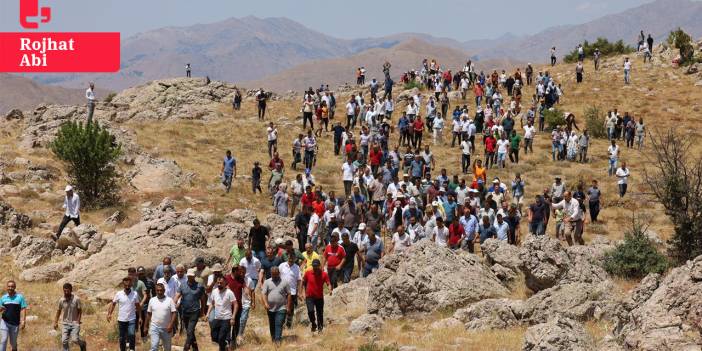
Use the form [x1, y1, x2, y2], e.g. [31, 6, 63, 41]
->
[223, 156, 236, 175]
[177, 282, 205, 314]
[460, 215, 478, 241]
[443, 201, 457, 222]
[478, 224, 497, 244]
[0, 293, 28, 326]
[494, 221, 510, 241]
[410, 160, 424, 178]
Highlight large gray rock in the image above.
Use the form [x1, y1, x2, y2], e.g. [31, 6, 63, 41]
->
[522, 317, 593, 351]
[453, 298, 523, 330]
[348, 314, 383, 335]
[0, 201, 32, 231]
[20, 261, 74, 282]
[613, 256, 702, 350]
[128, 156, 194, 193]
[521, 282, 616, 324]
[367, 240, 508, 318]
[481, 238, 523, 272]
[12, 236, 56, 268]
[63, 200, 221, 291]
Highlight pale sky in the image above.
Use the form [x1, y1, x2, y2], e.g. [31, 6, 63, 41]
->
[0, 0, 656, 41]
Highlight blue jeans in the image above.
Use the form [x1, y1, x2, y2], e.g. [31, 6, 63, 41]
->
[624, 69, 630, 84]
[239, 307, 251, 336]
[0, 321, 19, 351]
[342, 265, 354, 283]
[363, 262, 379, 277]
[61, 323, 86, 351]
[255, 250, 266, 261]
[529, 221, 545, 235]
[608, 158, 617, 176]
[149, 325, 172, 351]
[267, 310, 286, 342]
[117, 320, 136, 351]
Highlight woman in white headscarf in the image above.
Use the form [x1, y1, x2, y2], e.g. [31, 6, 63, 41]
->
[567, 131, 579, 161]
[274, 183, 290, 217]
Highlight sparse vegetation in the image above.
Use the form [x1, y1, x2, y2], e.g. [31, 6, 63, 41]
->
[103, 92, 117, 103]
[358, 342, 400, 351]
[403, 80, 422, 90]
[644, 129, 702, 264]
[667, 28, 695, 65]
[50, 121, 122, 208]
[584, 106, 607, 138]
[543, 107, 565, 130]
[603, 215, 668, 278]
[564, 38, 634, 63]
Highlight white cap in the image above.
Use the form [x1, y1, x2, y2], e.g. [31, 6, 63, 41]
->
[358, 223, 367, 230]
[65, 185, 73, 192]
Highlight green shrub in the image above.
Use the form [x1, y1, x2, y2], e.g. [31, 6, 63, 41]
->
[403, 80, 422, 91]
[50, 121, 122, 208]
[103, 92, 117, 103]
[543, 107, 565, 131]
[603, 216, 668, 278]
[584, 106, 607, 139]
[668, 28, 695, 65]
[564, 38, 635, 63]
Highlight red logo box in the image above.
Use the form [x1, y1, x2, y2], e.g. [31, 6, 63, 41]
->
[0, 32, 120, 72]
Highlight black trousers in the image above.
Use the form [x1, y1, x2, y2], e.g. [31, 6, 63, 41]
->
[305, 297, 324, 331]
[56, 215, 80, 237]
[182, 311, 200, 351]
[303, 112, 314, 130]
[589, 201, 600, 222]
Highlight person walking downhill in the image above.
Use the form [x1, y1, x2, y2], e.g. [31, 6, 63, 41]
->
[302, 259, 330, 334]
[623, 57, 632, 84]
[174, 269, 206, 351]
[207, 276, 237, 351]
[185, 63, 191, 78]
[52, 185, 80, 241]
[54, 283, 86, 351]
[262, 267, 291, 346]
[608, 140, 620, 177]
[107, 277, 141, 351]
[0, 281, 27, 351]
[145, 283, 176, 351]
[256, 88, 268, 120]
[616, 161, 631, 198]
[221, 150, 237, 194]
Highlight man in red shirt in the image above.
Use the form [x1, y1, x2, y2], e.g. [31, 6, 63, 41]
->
[448, 216, 465, 250]
[412, 118, 424, 149]
[312, 196, 326, 218]
[368, 143, 383, 174]
[484, 134, 497, 169]
[302, 259, 330, 334]
[322, 232, 346, 290]
[300, 186, 315, 209]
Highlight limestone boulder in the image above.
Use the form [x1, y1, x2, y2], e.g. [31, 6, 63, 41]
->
[129, 156, 194, 192]
[348, 314, 383, 335]
[522, 317, 593, 351]
[20, 261, 74, 282]
[453, 298, 523, 330]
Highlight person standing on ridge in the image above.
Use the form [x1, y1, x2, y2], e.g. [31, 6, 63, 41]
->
[52, 185, 80, 241]
[85, 82, 96, 123]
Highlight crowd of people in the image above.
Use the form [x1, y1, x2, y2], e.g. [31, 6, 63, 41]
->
[1, 40, 652, 351]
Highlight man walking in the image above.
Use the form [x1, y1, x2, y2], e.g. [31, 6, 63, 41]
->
[302, 259, 329, 334]
[85, 82, 96, 123]
[174, 269, 206, 351]
[145, 284, 176, 351]
[616, 161, 631, 198]
[587, 180, 602, 223]
[185, 63, 191, 78]
[206, 277, 237, 351]
[221, 150, 237, 194]
[107, 277, 141, 351]
[278, 254, 301, 329]
[0, 281, 27, 351]
[53, 185, 80, 241]
[53, 283, 86, 351]
[256, 89, 268, 120]
[323, 232, 346, 290]
[551, 191, 584, 245]
[262, 267, 291, 345]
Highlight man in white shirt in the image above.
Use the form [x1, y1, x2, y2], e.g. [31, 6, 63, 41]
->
[496, 135, 510, 168]
[607, 140, 620, 177]
[523, 121, 535, 154]
[278, 254, 301, 329]
[107, 277, 141, 351]
[616, 161, 630, 198]
[156, 266, 179, 301]
[341, 159, 356, 198]
[551, 191, 584, 246]
[266, 122, 278, 158]
[145, 283, 176, 351]
[307, 211, 321, 251]
[206, 277, 237, 351]
[345, 98, 357, 130]
[85, 82, 96, 123]
[432, 217, 449, 247]
[451, 118, 463, 147]
[239, 250, 262, 289]
[53, 185, 80, 241]
[460, 138, 471, 174]
[390, 225, 412, 253]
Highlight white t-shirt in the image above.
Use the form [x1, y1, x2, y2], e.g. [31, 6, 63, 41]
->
[616, 167, 630, 184]
[113, 290, 139, 322]
[239, 257, 262, 281]
[267, 127, 278, 141]
[207, 287, 236, 320]
[524, 125, 535, 139]
[278, 262, 301, 295]
[392, 233, 412, 252]
[496, 139, 510, 154]
[342, 162, 355, 181]
[241, 277, 255, 309]
[461, 140, 471, 155]
[608, 145, 620, 159]
[452, 119, 463, 132]
[433, 226, 449, 247]
[147, 296, 176, 329]
[156, 276, 180, 299]
[308, 213, 321, 237]
[624, 61, 632, 70]
[346, 102, 356, 115]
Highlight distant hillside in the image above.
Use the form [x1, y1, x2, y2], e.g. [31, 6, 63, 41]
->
[0, 74, 85, 114]
[466, 0, 702, 62]
[246, 38, 519, 92]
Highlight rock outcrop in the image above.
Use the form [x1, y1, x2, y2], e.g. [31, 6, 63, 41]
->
[453, 299, 523, 330]
[19, 261, 74, 282]
[348, 314, 383, 335]
[128, 156, 194, 192]
[522, 317, 593, 351]
[367, 240, 508, 318]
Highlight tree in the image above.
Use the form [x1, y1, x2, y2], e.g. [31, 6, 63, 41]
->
[584, 106, 607, 139]
[564, 38, 635, 63]
[644, 129, 702, 264]
[667, 28, 695, 65]
[543, 107, 565, 131]
[603, 213, 668, 278]
[50, 121, 122, 208]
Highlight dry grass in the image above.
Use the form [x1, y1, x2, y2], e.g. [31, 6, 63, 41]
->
[1, 53, 701, 349]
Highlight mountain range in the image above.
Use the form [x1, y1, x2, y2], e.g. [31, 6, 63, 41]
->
[10, 0, 702, 98]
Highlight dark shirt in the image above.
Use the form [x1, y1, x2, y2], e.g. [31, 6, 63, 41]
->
[260, 255, 283, 280]
[225, 274, 244, 308]
[177, 281, 205, 314]
[341, 242, 359, 270]
[249, 226, 270, 252]
[295, 213, 311, 235]
[478, 224, 497, 244]
[529, 202, 548, 223]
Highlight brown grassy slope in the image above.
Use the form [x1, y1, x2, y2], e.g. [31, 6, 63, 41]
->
[1, 52, 700, 350]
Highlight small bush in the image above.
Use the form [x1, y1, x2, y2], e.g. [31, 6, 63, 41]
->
[668, 28, 695, 65]
[564, 38, 635, 63]
[603, 216, 668, 278]
[584, 106, 607, 138]
[543, 107, 565, 131]
[103, 92, 117, 103]
[50, 121, 122, 208]
[403, 80, 422, 91]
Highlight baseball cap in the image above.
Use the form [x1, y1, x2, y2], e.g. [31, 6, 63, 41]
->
[186, 268, 196, 277]
[137, 266, 146, 273]
[312, 259, 321, 267]
[211, 263, 223, 272]
[275, 238, 284, 245]
[65, 185, 73, 192]
[358, 223, 366, 230]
